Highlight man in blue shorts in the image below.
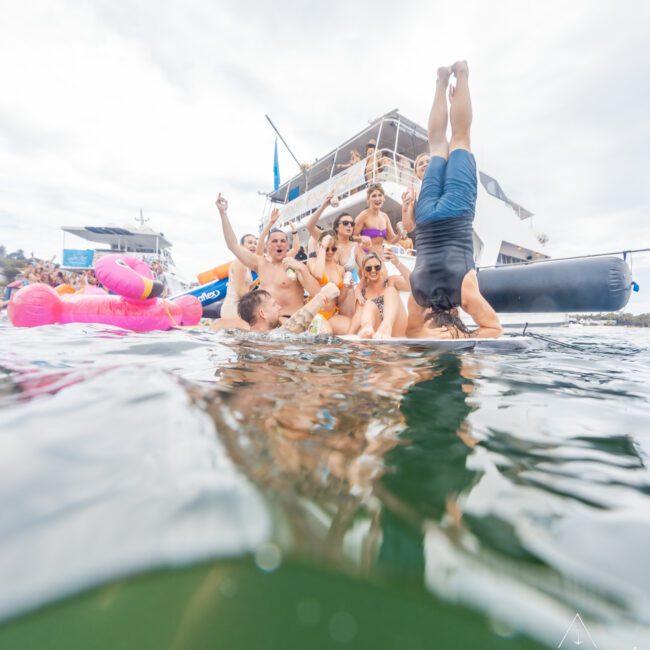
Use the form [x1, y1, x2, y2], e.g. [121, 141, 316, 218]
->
[407, 62, 502, 339]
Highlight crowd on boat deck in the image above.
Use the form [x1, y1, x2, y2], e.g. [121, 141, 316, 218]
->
[212, 62, 502, 340]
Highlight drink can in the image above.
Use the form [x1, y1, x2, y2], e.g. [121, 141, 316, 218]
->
[286, 268, 297, 281]
[343, 271, 353, 286]
[330, 195, 340, 208]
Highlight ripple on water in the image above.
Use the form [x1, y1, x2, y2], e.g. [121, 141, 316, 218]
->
[0, 322, 649, 647]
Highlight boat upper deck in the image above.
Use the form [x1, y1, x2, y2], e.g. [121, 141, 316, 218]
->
[266, 110, 428, 227]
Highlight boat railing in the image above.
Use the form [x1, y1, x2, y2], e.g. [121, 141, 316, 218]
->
[263, 148, 421, 230]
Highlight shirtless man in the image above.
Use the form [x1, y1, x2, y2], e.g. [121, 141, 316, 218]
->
[364, 140, 391, 183]
[216, 194, 320, 317]
[407, 62, 502, 340]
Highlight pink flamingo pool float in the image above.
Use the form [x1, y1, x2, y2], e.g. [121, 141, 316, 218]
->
[8, 254, 202, 331]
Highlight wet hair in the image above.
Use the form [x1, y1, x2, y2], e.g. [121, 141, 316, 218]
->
[424, 304, 471, 338]
[333, 213, 354, 231]
[317, 229, 337, 244]
[366, 184, 384, 198]
[240, 233, 256, 245]
[238, 289, 272, 325]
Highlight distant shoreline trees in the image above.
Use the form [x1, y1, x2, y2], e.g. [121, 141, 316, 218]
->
[0, 245, 29, 283]
[571, 312, 650, 328]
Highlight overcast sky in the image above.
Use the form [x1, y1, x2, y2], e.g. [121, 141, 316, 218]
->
[2, 0, 650, 312]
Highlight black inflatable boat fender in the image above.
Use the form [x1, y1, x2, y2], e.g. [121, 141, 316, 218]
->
[477, 256, 632, 312]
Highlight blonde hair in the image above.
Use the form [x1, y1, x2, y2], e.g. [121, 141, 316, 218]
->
[414, 153, 431, 174]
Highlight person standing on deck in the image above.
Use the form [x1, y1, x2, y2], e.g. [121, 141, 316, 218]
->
[407, 62, 502, 339]
[216, 194, 320, 318]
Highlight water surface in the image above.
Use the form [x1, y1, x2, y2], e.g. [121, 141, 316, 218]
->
[0, 321, 648, 649]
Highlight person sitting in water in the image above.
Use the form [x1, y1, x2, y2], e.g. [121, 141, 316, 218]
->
[306, 231, 355, 333]
[216, 193, 321, 318]
[233, 283, 341, 334]
[353, 185, 398, 258]
[350, 252, 408, 339]
[407, 62, 502, 340]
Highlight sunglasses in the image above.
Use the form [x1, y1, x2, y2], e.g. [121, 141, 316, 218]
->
[339, 220, 354, 227]
[365, 264, 382, 272]
[326, 246, 338, 253]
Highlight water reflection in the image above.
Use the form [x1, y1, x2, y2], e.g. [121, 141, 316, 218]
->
[203, 340, 483, 579]
[201, 334, 650, 647]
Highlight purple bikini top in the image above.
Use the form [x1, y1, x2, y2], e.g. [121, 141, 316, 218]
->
[360, 228, 387, 239]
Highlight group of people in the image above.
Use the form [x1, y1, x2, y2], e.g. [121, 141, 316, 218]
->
[212, 62, 502, 340]
[1, 260, 100, 308]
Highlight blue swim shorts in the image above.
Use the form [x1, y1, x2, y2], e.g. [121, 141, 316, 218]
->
[414, 149, 477, 225]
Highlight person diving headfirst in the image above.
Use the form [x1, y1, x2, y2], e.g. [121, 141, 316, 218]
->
[407, 61, 502, 339]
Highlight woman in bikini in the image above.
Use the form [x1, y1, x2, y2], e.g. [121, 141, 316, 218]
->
[306, 231, 354, 334]
[331, 212, 364, 283]
[220, 232, 259, 319]
[353, 184, 399, 260]
[351, 252, 407, 339]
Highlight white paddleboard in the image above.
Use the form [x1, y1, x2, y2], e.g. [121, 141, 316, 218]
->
[338, 335, 533, 351]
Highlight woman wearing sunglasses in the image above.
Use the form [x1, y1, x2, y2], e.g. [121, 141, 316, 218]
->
[406, 62, 501, 339]
[306, 231, 355, 334]
[331, 212, 364, 283]
[352, 252, 407, 339]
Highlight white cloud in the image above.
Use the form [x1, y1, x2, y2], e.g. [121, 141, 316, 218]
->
[1, 0, 649, 311]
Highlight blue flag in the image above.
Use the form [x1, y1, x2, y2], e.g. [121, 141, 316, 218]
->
[273, 138, 280, 191]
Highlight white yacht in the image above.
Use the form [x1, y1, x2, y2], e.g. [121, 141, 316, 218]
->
[60, 214, 189, 295]
[263, 110, 560, 327]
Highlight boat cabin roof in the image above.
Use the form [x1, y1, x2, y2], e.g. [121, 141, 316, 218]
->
[61, 226, 172, 251]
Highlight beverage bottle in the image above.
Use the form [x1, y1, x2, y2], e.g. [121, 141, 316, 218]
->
[330, 194, 340, 208]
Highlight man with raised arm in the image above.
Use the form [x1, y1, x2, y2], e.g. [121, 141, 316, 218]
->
[216, 194, 320, 318]
[407, 62, 502, 339]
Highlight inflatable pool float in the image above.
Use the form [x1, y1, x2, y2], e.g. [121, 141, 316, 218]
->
[8, 254, 201, 331]
[172, 260, 258, 316]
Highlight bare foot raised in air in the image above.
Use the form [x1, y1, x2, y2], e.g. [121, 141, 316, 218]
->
[451, 60, 469, 77]
[437, 66, 452, 87]
[358, 324, 375, 339]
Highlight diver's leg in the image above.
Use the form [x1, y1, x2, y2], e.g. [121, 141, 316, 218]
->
[428, 66, 452, 159]
[449, 61, 472, 153]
